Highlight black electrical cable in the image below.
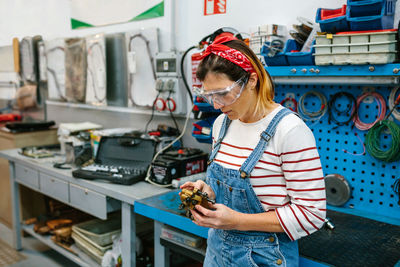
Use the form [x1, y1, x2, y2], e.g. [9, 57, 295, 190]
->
[180, 46, 196, 104]
[167, 91, 183, 147]
[144, 91, 161, 134]
[167, 91, 180, 133]
[328, 92, 357, 129]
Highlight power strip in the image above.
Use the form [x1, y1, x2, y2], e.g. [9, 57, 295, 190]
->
[171, 172, 207, 188]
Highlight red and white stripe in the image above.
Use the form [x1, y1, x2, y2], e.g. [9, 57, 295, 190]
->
[211, 106, 326, 240]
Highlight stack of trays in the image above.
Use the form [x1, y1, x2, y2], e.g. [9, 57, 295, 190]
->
[71, 215, 121, 264]
[314, 29, 397, 65]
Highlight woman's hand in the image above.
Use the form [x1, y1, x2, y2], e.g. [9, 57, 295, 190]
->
[190, 203, 240, 230]
[180, 179, 215, 201]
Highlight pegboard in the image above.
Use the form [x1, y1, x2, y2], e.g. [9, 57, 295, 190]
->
[275, 84, 400, 222]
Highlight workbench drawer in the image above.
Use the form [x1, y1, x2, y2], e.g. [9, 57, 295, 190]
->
[15, 163, 39, 190]
[69, 184, 120, 219]
[40, 173, 69, 203]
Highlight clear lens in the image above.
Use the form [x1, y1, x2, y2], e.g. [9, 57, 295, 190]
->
[199, 77, 247, 107]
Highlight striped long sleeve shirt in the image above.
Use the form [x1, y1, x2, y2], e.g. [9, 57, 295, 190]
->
[211, 105, 326, 241]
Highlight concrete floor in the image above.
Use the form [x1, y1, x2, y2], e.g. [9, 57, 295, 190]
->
[0, 222, 79, 267]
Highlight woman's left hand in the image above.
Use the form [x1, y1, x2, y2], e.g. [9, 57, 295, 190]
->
[190, 203, 240, 230]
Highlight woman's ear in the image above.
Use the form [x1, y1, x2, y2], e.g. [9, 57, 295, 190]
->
[248, 72, 258, 90]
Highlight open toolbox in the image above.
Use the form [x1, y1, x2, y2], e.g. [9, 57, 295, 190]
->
[314, 29, 398, 65]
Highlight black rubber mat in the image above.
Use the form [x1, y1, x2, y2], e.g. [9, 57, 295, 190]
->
[299, 210, 400, 267]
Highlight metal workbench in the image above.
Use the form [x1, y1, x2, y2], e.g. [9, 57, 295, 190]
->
[0, 148, 170, 267]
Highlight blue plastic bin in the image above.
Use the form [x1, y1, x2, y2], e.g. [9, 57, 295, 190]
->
[347, 0, 396, 30]
[316, 7, 350, 33]
[286, 40, 315, 66]
[192, 116, 218, 144]
[261, 39, 300, 66]
[193, 96, 221, 113]
[260, 41, 288, 66]
[347, 0, 385, 17]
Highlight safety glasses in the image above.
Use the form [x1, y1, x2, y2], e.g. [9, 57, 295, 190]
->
[196, 76, 248, 107]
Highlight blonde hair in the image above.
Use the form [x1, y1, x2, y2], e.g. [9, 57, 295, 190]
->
[196, 39, 274, 115]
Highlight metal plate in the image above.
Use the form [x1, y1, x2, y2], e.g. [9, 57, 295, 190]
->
[325, 174, 351, 206]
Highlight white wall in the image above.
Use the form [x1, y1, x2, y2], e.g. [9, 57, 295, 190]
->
[0, 0, 347, 150]
[0, 0, 346, 48]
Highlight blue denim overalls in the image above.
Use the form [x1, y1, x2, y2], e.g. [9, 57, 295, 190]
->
[204, 108, 299, 267]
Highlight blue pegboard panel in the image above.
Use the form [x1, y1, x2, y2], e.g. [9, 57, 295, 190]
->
[275, 84, 400, 224]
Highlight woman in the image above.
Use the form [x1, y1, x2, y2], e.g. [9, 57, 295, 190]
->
[181, 35, 326, 267]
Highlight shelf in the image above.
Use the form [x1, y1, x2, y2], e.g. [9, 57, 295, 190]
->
[22, 224, 100, 267]
[266, 63, 400, 84]
[46, 100, 189, 118]
[160, 236, 206, 263]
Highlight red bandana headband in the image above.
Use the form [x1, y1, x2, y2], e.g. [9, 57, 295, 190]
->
[199, 36, 256, 73]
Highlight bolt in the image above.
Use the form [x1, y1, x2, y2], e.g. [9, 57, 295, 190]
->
[301, 68, 307, 73]
[315, 69, 320, 74]
[290, 68, 296, 73]
[369, 66, 375, 72]
[393, 68, 399, 74]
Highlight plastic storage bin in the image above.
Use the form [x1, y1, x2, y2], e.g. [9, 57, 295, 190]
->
[193, 96, 220, 113]
[347, 0, 396, 30]
[347, 0, 385, 17]
[314, 29, 397, 65]
[71, 215, 121, 247]
[261, 40, 289, 66]
[192, 116, 218, 144]
[316, 5, 349, 33]
[286, 40, 315, 65]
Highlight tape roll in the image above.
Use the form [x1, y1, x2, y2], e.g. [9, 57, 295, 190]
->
[325, 174, 351, 206]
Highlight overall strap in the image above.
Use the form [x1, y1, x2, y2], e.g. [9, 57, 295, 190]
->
[208, 115, 232, 164]
[239, 108, 292, 178]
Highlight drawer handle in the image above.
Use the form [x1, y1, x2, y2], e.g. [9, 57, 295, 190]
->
[84, 189, 88, 195]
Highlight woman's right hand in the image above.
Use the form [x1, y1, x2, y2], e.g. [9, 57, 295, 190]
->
[180, 180, 215, 201]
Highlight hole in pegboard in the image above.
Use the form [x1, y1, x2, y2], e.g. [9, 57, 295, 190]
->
[275, 84, 400, 220]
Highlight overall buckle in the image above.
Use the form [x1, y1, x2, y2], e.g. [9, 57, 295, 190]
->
[260, 132, 271, 142]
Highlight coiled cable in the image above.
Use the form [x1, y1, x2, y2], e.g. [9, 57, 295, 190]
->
[388, 87, 400, 121]
[298, 90, 327, 122]
[353, 91, 386, 131]
[328, 92, 357, 129]
[280, 97, 298, 112]
[365, 120, 400, 162]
